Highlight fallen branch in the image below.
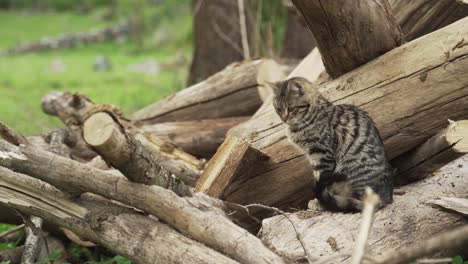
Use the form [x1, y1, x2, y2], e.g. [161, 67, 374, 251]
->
[20, 216, 44, 264]
[83, 111, 191, 196]
[0, 224, 24, 241]
[0, 139, 285, 264]
[0, 167, 238, 264]
[375, 224, 468, 264]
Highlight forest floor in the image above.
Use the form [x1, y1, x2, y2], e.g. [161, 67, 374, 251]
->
[0, 4, 192, 135]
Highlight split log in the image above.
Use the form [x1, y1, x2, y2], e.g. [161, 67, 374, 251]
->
[83, 112, 192, 196]
[198, 17, 468, 210]
[0, 167, 238, 264]
[130, 59, 285, 124]
[260, 156, 468, 262]
[41, 91, 203, 186]
[392, 120, 468, 184]
[291, 0, 402, 78]
[139, 116, 249, 158]
[390, 0, 468, 40]
[0, 139, 285, 264]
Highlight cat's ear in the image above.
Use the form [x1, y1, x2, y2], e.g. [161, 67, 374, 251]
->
[288, 80, 304, 97]
[266, 81, 281, 95]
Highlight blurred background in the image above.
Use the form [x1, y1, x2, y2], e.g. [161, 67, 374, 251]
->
[0, 0, 314, 135]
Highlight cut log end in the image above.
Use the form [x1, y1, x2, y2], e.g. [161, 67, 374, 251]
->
[83, 112, 130, 165]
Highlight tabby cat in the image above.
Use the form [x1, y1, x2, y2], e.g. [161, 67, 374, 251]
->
[271, 77, 394, 212]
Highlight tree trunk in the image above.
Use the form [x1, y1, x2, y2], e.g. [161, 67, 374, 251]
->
[0, 139, 285, 264]
[139, 117, 249, 158]
[0, 167, 238, 264]
[291, 0, 402, 78]
[188, 0, 253, 85]
[198, 17, 468, 211]
[260, 156, 468, 263]
[390, 0, 468, 41]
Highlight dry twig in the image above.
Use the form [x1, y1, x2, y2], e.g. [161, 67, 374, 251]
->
[350, 188, 380, 264]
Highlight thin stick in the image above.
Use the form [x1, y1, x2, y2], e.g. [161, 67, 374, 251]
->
[416, 258, 453, 264]
[237, 0, 250, 59]
[0, 224, 25, 239]
[376, 224, 468, 264]
[350, 187, 380, 264]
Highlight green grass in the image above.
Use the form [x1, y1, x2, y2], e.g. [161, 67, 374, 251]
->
[0, 3, 192, 135]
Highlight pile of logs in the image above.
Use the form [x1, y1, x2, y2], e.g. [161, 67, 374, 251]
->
[1, 0, 468, 263]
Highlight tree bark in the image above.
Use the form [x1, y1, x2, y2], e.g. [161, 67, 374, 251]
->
[390, 0, 468, 41]
[0, 167, 238, 264]
[139, 117, 249, 158]
[291, 0, 402, 78]
[260, 156, 468, 263]
[131, 60, 276, 124]
[83, 112, 192, 196]
[198, 17, 468, 210]
[0, 139, 285, 264]
[188, 0, 253, 85]
[392, 120, 468, 184]
[41, 91, 204, 186]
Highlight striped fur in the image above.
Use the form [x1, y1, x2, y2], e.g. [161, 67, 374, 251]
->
[271, 77, 394, 212]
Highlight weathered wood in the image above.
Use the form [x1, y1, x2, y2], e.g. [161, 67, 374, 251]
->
[281, 7, 315, 59]
[21, 216, 43, 264]
[375, 224, 468, 264]
[136, 133, 204, 187]
[430, 197, 468, 216]
[83, 112, 191, 196]
[195, 135, 268, 198]
[130, 60, 283, 124]
[0, 167, 238, 264]
[0, 139, 285, 264]
[260, 156, 468, 262]
[139, 117, 249, 158]
[41, 91, 203, 186]
[392, 120, 468, 184]
[203, 17, 468, 210]
[291, 0, 402, 78]
[390, 0, 468, 40]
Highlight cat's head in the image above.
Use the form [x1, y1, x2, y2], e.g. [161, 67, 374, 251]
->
[270, 77, 319, 124]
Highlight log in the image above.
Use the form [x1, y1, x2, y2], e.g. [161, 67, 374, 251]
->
[41, 91, 203, 186]
[390, 0, 468, 41]
[430, 197, 468, 216]
[130, 59, 284, 124]
[195, 135, 269, 198]
[260, 156, 468, 262]
[291, 0, 402, 78]
[0, 139, 285, 264]
[199, 17, 468, 210]
[83, 112, 191, 196]
[139, 117, 249, 158]
[0, 167, 238, 264]
[392, 120, 468, 184]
